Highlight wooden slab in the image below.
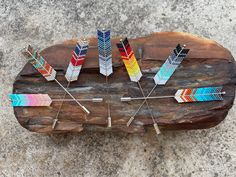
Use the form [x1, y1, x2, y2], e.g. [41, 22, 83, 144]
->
[13, 32, 236, 133]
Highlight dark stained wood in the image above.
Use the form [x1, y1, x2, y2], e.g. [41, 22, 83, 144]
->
[13, 32, 236, 133]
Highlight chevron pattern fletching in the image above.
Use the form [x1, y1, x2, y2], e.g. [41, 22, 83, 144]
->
[65, 39, 89, 82]
[154, 44, 190, 85]
[175, 87, 224, 103]
[117, 38, 142, 82]
[97, 29, 113, 76]
[9, 94, 52, 107]
[27, 45, 57, 81]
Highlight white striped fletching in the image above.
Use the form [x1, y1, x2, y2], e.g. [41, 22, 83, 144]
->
[154, 44, 189, 85]
[9, 94, 52, 107]
[65, 39, 89, 82]
[97, 29, 113, 76]
[174, 87, 224, 103]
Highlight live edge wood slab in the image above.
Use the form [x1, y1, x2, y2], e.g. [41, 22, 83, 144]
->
[13, 32, 236, 133]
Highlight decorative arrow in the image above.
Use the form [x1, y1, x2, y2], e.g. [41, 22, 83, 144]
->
[117, 38, 160, 135]
[126, 44, 190, 129]
[9, 94, 103, 107]
[52, 39, 89, 129]
[121, 86, 225, 103]
[97, 29, 113, 127]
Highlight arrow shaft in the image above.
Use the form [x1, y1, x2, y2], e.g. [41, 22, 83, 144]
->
[103, 32, 111, 120]
[121, 94, 174, 101]
[52, 98, 103, 102]
[54, 79, 90, 114]
[10, 98, 103, 102]
[53, 81, 70, 128]
[106, 75, 112, 127]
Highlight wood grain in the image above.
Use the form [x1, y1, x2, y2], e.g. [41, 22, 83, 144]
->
[13, 32, 236, 133]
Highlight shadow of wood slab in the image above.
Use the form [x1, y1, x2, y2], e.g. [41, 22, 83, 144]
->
[13, 32, 236, 133]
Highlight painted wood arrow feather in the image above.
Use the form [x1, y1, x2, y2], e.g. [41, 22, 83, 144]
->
[9, 94, 52, 107]
[117, 38, 142, 82]
[28, 47, 57, 81]
[154, 44, 190, 85]
[65, 39, 89, 82]
[175, 87, 224, 103]
[97, 29, 113, 76]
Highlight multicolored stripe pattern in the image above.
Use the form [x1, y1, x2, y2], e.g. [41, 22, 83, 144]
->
[28, 45, 56, 81]
[117, 38, 142, 82]
[174, 87, 224, 103]
[154, 44, 190, 85]
[65, 39, 89, 82]
[97, 29, 113, 76]
[9, 94, 52, 107]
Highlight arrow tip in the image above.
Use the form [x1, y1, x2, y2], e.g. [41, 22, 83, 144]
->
[107, 117, 112, 128]
[52, 119, 58, 129]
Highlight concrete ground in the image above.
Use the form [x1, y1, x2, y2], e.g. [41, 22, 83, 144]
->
[0, 0, 236, 176]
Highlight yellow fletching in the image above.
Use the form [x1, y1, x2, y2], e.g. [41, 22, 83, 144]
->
[123, 56, 141, 78]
